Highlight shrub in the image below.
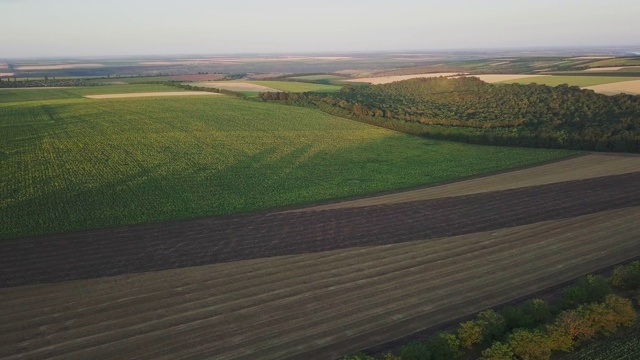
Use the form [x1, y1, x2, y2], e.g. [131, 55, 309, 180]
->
[381, 353, 402, 360]
[477, 310, 507, 343]
[610, 261, 640, 290]
[502, 299, 552, 332]
[400, 342, 431, 360]
[561, 275, 612, 309]
[343, 353, 375, 360]
[479, 341, 515, 360]
[427, 332, 462, 360]
[457, 320, 484, 349]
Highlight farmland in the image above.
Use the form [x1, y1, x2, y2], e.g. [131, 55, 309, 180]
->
[247, 80, 342, 92]
[187, 80, 342, 94]
[0, 94, 572, 239]
[0, 84, 186, 103]
[1, 154, 639, 358]
[500, 75, 640, 87]
[562, 325, 640, 360]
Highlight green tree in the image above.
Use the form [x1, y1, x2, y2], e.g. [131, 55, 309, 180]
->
[457, 320, 484, 349]
[507, 329, 552, 360]
[400, 342, 431, 360]
[427, 332, 462, 360]
[610, 261, 640, 290]
[480, 342, 515, 360]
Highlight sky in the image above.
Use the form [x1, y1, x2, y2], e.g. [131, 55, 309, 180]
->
[1, 0, 639, 58]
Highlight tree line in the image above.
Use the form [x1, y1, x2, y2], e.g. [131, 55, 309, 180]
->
[260, 77, 640, 152]
[344, 261, 640, 360]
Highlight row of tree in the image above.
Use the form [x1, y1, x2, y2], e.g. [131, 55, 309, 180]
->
[259, 77, 640, 152]
[344, 261, 640, 360]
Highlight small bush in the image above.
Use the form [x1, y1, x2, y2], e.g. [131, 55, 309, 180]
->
[400, 342, 431, 360]
[427, 332, 462, 360]
[457, 320, 483, 349]
[343, 353, 375, 360]
[477, 310, 507, 343]
[610, 261, 640, 290]
[561, 275, 612, 309]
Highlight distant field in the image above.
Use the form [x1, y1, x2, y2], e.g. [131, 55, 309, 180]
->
[346, 73, 462, 84]
[586, 57, 640, 68]
[0, 95, 571, 239]
[287, 74, 345, 81]
[501, 75, 640, 87]
[247, 80, 342, 92]
[0, 84, 185, 103]
[585, 79, 640, 95]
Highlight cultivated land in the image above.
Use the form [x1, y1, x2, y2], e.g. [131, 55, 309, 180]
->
[0, 84, 186, 103]
[291, 154, 640, 211]
[501, 75, 640, 87]
[14, 63, 105, 71]
[84, 91, 218, 99]
[0, 94, 571, 240]
[246, 80, 342, 92]
[1, 156, 639, 359]
[188, 81, 281, 92]
[346, 73, 462, 84]
[585, 79, 640, 95]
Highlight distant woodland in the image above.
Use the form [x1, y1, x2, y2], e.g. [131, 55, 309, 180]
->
[260, 77, 640, 152]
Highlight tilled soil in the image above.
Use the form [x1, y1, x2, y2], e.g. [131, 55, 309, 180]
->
[1, 171, 639, 288]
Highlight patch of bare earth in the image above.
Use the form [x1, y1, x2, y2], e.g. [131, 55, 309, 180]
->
[84, 92, 221, 99]
[470, 74, 550, 83]
[346, 73, 463, 84]
[192, 82, 281, 92]
[0, 72, 14, 77]
[291, 154, 640, 212]
[1, 207, 640, 359]
[15, 64, 104, 71]
[169, 74, 225, 82]
[584, 79, 640, 95]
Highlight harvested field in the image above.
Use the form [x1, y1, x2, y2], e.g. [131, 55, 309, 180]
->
[471, 74, 550, 83]
[584, 67, 625, 71]
[84, 91, 219, 99]
[346, 73, 462, 84]
[14, 63, 104, 71]
[0, 72, 14, 77]
[169, 74, 225, 82]
[584, 79, 640, 95]
[0, 63, 8, 69]
[1, 203, 639, 359]
[293, 154, 640, 211]
[189, 81, 281, 92]
[501, 75, 640, 87]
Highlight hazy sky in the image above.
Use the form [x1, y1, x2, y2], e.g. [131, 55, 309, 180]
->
[1, 0, 639, 58]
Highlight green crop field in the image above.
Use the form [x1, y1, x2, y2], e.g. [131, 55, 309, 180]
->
[247, 81, 342, 92]
[0, 94, 573, 239]
[0, 84, 185, 103]
[587, 58, 640, 68]
[501, 75, 640, 87]
[287, 75, 346, 81]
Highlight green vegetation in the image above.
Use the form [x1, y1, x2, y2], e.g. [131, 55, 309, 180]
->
[344, 261, 640, 360]
[0, 94, 571, 239]
[247, 80, 342, 92]
[0, 84, 185, 103]
[501, 76, 640, 87]
[262, 77, 640, 152]
[586, 57, 640, 68]
[287, 74, 345, 81]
